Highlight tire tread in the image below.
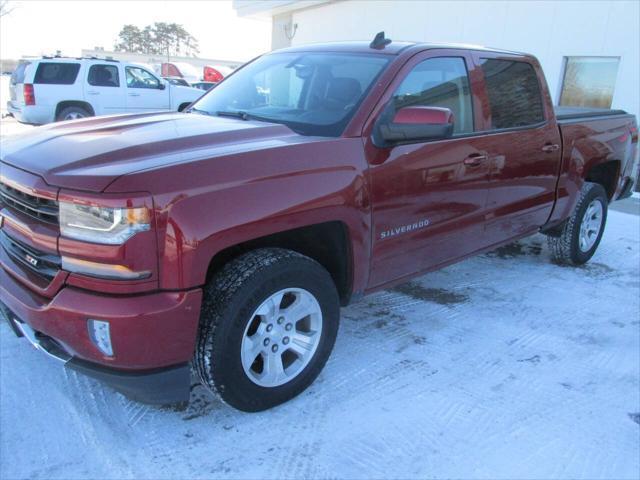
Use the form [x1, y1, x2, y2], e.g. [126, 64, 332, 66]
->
[546, 181, 607, 265]
[194, 248, 336, 411]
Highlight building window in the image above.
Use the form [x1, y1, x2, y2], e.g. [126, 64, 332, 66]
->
[559, 57, 620, 109]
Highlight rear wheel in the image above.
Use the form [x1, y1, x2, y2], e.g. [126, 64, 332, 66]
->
[195, 248, 340, 412]
[56, 106, 91, 121]
[546, 181, 608, 265]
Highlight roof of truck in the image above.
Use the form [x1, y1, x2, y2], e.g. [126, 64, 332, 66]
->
[273, 40, 525, 57]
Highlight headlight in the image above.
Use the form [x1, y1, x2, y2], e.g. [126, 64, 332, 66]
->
[59, 202, 150, 244]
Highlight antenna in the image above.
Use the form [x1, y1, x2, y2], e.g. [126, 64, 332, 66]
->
[370, 31, 392, 50]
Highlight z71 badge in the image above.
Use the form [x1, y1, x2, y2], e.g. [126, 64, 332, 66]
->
[25, 254, 39, 267]
[380, 219, 430, 240]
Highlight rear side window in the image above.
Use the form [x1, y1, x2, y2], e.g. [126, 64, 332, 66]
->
[480, 59, 544, 129]
[34, 62, 80, 85]
[88, 65, 120, 87]
[390, 57, 474, 134]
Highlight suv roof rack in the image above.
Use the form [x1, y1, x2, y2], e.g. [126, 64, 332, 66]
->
[39, 55, 120, 63]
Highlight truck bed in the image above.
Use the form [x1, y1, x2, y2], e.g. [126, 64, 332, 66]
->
[555, 105, 628, 122]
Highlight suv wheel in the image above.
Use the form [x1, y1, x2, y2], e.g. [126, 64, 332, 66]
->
[195, 248, 340, 412]
[57, 106, 91, 121]
[546, 181, 608, 265]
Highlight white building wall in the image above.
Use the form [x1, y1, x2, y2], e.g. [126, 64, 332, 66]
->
[285, 0, 639, 118]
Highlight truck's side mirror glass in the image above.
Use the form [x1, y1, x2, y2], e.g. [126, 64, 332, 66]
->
[379, 106, 454, 145]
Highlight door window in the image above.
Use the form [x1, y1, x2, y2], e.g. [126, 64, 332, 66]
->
[125, 67, 160, 89]
[390, 57, 474, 134]
[479, 59, 544, 129]
[88, 65, 120, 87]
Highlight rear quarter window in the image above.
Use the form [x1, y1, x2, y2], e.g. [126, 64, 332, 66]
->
[34, 62, 81, 85]
[480, 59, 544, 130]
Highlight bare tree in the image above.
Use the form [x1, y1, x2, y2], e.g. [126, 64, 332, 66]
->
[0, 0, 16, 17]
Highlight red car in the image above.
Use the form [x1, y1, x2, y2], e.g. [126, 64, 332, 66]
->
[203, 65, 231, 83]
[1, 34, 637, 411]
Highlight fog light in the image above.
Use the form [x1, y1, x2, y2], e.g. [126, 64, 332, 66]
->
[88, 319, 113, 356]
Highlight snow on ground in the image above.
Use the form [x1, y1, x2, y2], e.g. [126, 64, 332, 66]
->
[1, 209, 638, 479]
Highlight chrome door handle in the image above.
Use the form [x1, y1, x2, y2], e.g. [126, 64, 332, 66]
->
[464, 154, 488, 166]
[128, 92, 140, 97]
[542, 143, 560, 153]
[87, 91, 99, 95]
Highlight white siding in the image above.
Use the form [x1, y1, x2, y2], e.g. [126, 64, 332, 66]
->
[284, 0, 639, 118]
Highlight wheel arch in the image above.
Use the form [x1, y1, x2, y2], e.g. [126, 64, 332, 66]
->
[55, 100, 95, 119]
[204, 221, 354, 306]
[584, 159, 620, 201]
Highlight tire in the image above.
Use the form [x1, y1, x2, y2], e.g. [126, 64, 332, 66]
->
[56, 106, 91, 122]
[546, 181, 608, 265]
[195, 248, 340, 412]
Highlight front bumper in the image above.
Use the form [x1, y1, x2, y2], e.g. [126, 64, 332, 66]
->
[2, 312, 191, 404]
[0, 265, 202, 404]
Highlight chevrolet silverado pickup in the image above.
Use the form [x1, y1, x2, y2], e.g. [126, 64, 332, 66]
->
[1, 35, 637, 412]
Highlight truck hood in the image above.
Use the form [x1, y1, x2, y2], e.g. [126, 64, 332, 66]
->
[0, 112, 299, 192]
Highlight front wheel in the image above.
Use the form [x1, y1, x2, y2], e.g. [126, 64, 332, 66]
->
[195, 248, 340, 412]
[546, 181, 608, 265]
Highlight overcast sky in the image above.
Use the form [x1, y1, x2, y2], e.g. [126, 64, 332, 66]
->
[0, 0, 272, 61]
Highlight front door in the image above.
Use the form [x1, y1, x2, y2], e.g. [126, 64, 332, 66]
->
[366, 52, 492, 288]
[125, 66, 170, 111]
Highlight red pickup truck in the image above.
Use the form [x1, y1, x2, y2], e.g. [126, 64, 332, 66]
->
[1, 36, 637, 411]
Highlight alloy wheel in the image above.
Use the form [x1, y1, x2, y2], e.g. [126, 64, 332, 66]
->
[578, 199, 603, 252]
[241, 288, 323, 387]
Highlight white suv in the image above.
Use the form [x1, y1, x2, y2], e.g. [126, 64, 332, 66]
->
[7, 57, 205, 124]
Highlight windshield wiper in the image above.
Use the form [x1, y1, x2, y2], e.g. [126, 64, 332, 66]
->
[187, 107, 214, 116]
[216, 110, 251, 120]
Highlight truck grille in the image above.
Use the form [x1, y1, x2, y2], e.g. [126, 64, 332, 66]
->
[0, 181, 59, 224]
[0, 230, 61, 279]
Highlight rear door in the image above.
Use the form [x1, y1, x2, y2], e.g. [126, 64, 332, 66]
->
[85, 63, 126, 115]
[366, 50, 493, 288]
[470, 53, 562, 242]
[124, 65, 170, 111]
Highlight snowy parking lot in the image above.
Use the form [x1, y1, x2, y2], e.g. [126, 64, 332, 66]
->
[1, 104, 639, 479]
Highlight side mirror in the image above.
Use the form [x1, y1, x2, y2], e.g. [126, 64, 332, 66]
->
[158, 81, 166, 90]
[379, 106, 454, 144]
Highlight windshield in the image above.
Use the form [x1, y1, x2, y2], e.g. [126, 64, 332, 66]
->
[191, 52, 389, 137]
